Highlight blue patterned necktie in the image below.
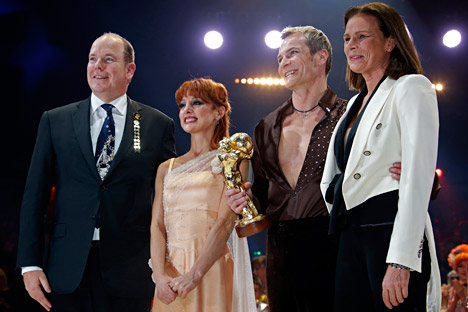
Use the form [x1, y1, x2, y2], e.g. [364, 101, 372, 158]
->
[95, 104, 115, 180]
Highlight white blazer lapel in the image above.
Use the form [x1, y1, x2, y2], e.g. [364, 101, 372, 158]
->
[321, 93, 359, 212]
[344, 77, 396, 180]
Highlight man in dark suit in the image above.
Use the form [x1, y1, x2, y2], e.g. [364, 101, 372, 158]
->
[16, 32, 176, 311]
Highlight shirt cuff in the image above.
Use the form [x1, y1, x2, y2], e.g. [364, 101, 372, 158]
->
[21, 266, 43, 275]
[387, 263, 412, 271]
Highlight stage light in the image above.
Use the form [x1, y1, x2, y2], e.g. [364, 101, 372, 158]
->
[253, 251, 262, 256]
[204, 31, 223, 49]
[436, 168, 443, 177]
[443, 30, 461, 48]
[265, 30, 282, 49]
[234, 77, 287, 87]
[432, 83, 443, 91]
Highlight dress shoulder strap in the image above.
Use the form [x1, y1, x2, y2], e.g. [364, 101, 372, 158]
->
[167, 158, 176, 173]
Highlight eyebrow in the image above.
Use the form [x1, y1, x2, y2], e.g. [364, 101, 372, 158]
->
[181, 97, 203, 103]
[278, 46, 300, 59]
[344, 30, 372, 37]
[89, 53, 118, 58]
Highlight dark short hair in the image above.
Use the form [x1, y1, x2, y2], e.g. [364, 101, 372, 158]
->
[281, 26, 333, 75]
[344, 2, 423, 90]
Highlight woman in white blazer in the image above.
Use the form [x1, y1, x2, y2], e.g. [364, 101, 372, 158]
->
[320, 3, 441, 311]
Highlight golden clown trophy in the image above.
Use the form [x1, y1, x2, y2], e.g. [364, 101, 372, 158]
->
[218, 133, 271, 237]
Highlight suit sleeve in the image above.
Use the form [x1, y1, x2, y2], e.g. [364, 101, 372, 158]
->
[157, 118, 177, 165]
[386, 75, 439, 272]
[17, 111, 55, 269]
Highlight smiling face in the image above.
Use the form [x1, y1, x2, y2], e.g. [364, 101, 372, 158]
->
[178, 94, 224, 136]
[87, 35, 136, 102]
[277, 33, 324, 91]
[344, 14, 394, 82]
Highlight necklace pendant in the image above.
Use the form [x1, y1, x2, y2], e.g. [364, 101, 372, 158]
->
[293, 103, 320, 120]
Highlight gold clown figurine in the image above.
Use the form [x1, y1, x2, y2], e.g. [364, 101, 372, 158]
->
[218, 133, 271, 237]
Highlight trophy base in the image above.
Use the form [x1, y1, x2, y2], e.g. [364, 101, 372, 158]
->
[235, 215, 272, 238]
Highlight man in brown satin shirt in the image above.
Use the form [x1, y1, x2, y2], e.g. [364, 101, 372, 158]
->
[227, 25, 430, 312]
[228, 26, 347, 311]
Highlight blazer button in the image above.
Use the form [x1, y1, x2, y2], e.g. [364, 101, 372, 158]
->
[376, 123, 382, 129]
[353, 173, 361, 179]
[90, 214, 96, 220]
[100, 185, 107, 192]
[363, 151, 371, 156]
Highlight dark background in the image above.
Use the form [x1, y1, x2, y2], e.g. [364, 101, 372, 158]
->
[1, 0, 467, 309]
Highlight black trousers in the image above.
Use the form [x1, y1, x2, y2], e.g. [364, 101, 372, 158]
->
[334, 225, 431, 312]
[266, 216, 338, 312]
[49, 244, 152, 312]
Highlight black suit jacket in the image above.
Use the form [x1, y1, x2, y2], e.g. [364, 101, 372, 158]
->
[16, 96, 176, 298]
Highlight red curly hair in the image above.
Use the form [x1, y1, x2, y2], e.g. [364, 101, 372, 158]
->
[175, 78, 231, 149]
[447, 244, 468, 270]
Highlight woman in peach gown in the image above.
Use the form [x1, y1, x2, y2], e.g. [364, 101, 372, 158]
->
[150, 78, 256, 312]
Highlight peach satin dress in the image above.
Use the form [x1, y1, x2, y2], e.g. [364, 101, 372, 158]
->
[152, 151, 234, 312]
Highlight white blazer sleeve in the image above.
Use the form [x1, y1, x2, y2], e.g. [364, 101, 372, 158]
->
[385, 75, 439, 272]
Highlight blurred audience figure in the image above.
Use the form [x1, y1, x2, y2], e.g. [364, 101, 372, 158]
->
[0, 268, 13, 312]
[441, 244, 468, 312]
[252, 256, 267, 294]
[254, 275, 268, 311]
[448, 270, 460, 286]
[252, 256, 268, 311]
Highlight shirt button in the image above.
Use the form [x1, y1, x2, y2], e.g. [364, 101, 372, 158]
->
[354, 173, 361, 179]
[376, 123, 382, 129]
[363, 151, 371, 156]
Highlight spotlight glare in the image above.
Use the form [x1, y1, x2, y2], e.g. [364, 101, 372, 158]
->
[204, 31, 223, 49]
[443, 30, 461, 48]
[435, 168, 443, 177]
[235, 76, 286, 87]
[265, 30, 282, 49]
[435, 83, 443, 91]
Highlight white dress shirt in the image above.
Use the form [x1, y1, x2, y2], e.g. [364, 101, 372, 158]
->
[90, 93, 127, 240]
